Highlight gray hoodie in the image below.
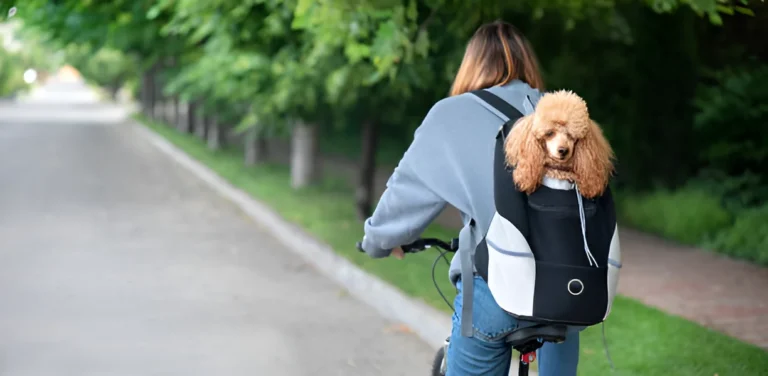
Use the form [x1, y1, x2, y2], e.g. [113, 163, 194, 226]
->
[361, 80, 542, 335]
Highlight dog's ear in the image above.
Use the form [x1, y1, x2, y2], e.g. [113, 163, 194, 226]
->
[572, 119, 615, 198]
[505, 115, 545, 194]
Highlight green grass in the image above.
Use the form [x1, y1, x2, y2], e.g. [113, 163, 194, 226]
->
[138, 117, 768, 375]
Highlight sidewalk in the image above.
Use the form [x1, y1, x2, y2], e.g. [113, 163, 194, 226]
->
[259, 137, 768, 351]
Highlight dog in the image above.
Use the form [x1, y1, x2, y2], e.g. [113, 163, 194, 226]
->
[504, 90, 615, 199]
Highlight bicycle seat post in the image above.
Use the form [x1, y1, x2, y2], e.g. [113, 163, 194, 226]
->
[518, 360, 529, 376]
[518, 351, 535, 376]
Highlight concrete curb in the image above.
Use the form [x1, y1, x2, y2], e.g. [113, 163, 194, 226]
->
[130, 120, 453, 349]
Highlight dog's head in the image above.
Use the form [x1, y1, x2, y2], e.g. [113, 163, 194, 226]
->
[504, 90, 615, 198]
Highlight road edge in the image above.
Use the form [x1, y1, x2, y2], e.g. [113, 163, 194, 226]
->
[130, 120, 454, 349]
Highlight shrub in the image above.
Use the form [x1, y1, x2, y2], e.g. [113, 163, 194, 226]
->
[693, 63, 768, 191]
[617, 186, 733, 245]
[0, 46, 28, 97]
[710, 205, 768, 266]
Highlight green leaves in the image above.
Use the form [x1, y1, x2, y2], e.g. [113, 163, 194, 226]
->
[63, 44, 137, 89]
[5, 0, 755, 138]
[645, 0, 756, 25]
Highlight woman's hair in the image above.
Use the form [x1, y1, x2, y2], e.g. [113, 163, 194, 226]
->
[450, 21, 544, 96]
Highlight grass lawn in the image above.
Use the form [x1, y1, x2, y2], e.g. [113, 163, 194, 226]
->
[137, 116, 768, 375]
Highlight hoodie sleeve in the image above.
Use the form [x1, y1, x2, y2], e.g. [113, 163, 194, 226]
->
[360, 105, 449, 258]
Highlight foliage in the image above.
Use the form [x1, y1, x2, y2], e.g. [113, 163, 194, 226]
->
[645, 0, 755, 24]
[0, 44, 27, 97]
[710, 204, 768, 265]
[153, 0, 330, 132]
[8, 25, 61, 73]
[619, 178, 768, 265]
[693, 62, 768, 205]
[0, 21, 56, 97]
[691, 170, 768, 212]
[63, 44, 137, 92]
[617, 186, 733, 245]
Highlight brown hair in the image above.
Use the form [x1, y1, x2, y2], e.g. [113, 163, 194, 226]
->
[450, 21, 544, 96]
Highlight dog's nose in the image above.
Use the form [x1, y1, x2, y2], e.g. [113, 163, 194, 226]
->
[557, 147, 569, 158]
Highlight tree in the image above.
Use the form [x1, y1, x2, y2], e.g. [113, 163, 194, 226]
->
[2, 0, 757, 214]
[62, 44, 136, 100]
[156, 0, 338, 187]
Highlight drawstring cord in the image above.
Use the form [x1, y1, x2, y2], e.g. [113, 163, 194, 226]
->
[575, 185, 616, 371]
[575, 186, 599, 267]
[602, 322, 616, 371]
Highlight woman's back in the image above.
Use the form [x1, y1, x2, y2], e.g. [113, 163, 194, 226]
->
[398, 80, 541, 283]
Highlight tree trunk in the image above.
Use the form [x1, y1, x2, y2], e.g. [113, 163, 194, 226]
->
[245, 127, 268, 166]
[356, 119, 379, 220]
[163, 100, 171, 125]
[141, 69, 155, 117]
[207, 115, 221, 151]
[153, 98, 162, 121]
[194, 108, 207, 140]
[290, 121, 321, 189]
[109, 84, 119, 102]
[172, 96, 180, 127]
[156, 101, 163, 122]
[177, 101, 189, 132]
[182, 101, 196, 134]
[152, 73, 163, 121]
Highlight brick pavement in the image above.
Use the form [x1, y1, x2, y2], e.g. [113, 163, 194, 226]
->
[618, 229, 768, 350]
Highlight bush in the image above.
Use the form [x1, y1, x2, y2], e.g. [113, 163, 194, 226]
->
[691, 170, 768, 212]
[619, 184, 768, 266]
[710, 206, 768, 266]
[617, 186, 733, 245]
[0, 46, 28, 97]
[693, 63, 768, 190]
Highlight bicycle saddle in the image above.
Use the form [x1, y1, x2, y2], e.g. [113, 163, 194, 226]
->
[505, 325, 568, 351]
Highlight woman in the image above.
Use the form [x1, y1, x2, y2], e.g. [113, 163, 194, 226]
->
[358, 21, 581, 375]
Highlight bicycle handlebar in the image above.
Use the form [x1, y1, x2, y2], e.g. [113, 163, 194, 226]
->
[356, 238, 458, 255]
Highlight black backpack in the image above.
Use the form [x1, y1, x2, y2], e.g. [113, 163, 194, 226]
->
[470, 89, 622, 327]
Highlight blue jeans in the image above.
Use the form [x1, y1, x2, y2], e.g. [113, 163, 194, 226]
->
[446, 276, 581, 376]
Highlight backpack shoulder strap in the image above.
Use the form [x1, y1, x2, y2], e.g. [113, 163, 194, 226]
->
[470, 89, 525, 122]
[454, 90, 528, 338]
[469, 89, 527, 141]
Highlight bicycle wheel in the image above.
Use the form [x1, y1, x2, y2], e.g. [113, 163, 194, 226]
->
[430, 347, 445, 376]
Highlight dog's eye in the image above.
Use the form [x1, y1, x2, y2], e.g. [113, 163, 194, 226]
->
[544, 131, 554, 137]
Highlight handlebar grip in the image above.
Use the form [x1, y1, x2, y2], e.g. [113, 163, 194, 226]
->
[401, 239, 426, 253]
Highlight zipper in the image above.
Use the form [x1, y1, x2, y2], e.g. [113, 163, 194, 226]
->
[528, 201, 597, 217]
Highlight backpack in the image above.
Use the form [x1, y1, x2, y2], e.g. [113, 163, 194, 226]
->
[470, 89, 622, 327]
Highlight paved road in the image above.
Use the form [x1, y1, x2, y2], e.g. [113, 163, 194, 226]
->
[0, 81, 434, 375]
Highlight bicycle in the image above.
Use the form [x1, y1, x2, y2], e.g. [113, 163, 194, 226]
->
[356, 238, 568, 376]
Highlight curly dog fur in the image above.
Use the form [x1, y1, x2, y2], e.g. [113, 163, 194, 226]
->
[504, 90, 615, 199]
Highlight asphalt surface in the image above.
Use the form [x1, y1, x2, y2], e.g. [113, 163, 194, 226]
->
[0, 80, 434, 376]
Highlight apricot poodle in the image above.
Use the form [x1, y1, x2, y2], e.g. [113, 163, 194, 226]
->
[505, 90, 615, 199]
